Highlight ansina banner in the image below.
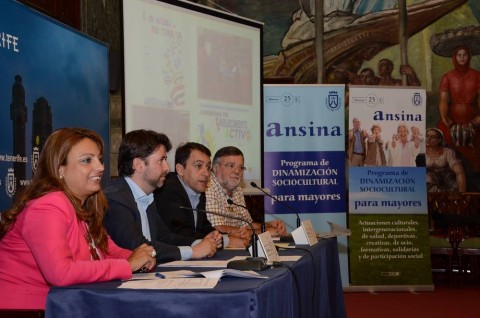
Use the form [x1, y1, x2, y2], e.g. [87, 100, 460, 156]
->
[348, 86, 432, 289]
[263, 84, 349, 285]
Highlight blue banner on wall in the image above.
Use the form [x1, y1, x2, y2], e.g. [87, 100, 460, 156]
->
[264, 151, 345, 213]
[349, 167, 427, 214]
[263, 84, 349, 286]
[0, 1, 110, 211]
[263, 85, 346, 215]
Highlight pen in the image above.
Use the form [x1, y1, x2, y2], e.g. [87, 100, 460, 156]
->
[155, 272, 165, 279]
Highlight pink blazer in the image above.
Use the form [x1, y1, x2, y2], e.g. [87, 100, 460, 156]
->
[0, 191, 133, 309]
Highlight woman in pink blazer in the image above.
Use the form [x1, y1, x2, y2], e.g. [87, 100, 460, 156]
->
[0, 128, 157, 310]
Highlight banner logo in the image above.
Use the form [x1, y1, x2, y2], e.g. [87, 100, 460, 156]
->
[326, 91, 340, 111]
[265, 93, 300, 106]
[412, 92, 422, 107]
[6, 168, 16, 198]
[281, 93, 295, 106]
[0, 32, 20, 52]
[31, 147, 39, 173]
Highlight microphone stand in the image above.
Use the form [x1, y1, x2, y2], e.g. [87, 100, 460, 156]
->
[250, 182, 301, 228]
[179, 206, 267, 271]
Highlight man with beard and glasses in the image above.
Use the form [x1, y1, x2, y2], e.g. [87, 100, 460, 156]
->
[104, 130, 221, 263]
[205, 146, 286, 247]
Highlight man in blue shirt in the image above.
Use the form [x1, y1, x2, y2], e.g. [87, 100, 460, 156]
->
[104, 130, 221, 263]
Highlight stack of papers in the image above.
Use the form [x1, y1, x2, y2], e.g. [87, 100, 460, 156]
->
[156, 269, 268, 279]
[119, 277, 218, 289]
[118, 269, 268, 290]
[160, 259, 230, 268]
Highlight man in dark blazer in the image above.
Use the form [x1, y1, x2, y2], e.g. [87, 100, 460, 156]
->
[155, 171, 213, 240]
[104, 130, 221, 263]
[154, 142, 245, 248]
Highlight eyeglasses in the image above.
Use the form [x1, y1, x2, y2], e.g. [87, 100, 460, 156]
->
[219, 163, 247, 171]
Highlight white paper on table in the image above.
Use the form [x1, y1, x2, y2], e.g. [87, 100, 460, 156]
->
[118, 277, 220, 289]
[130, 271, 193, 280]
[129, 269, 267, 282]
[274, 242, 293, 249]
[160, 260, 229, 267]
[226, 256, 249, 262]
[196, 269, 268, 279]
[277, 255, 302, 262]
[229, 252, 300, 263]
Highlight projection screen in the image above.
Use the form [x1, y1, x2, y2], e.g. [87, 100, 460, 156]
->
[122, 0, 263, 188]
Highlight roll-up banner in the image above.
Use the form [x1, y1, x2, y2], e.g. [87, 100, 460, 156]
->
[348, 86, 432, 291]
[263, 84, 349, 285]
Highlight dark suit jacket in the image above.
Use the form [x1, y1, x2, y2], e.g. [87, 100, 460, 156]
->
[104, 177, 195, 263]
[154, 172, 214, 240]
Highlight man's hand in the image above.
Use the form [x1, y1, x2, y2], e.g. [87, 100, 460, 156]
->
[205, 230, 223, 249]
[266, 220, 287, 237]
[227, 235, 249, 248]
[192, 237, 217, 259]
[228, 226, 252, 247]
[231, 226, 251, 240]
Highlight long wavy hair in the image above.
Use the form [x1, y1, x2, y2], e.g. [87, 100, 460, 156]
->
[0, 128, 109, 253]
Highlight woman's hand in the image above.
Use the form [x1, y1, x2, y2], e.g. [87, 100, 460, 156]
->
[128, 243, 156, 272]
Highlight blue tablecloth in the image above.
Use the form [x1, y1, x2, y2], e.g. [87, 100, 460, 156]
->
[46, 238, 346, 318]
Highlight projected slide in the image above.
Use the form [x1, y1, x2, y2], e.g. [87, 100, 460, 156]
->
[123, 0, 262, 185]
[198, 27, 252, 105]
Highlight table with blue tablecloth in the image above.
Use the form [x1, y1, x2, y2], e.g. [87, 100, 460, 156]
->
[46, 238, 346, 318]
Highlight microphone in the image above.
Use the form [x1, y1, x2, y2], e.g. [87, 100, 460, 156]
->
[250, 182, 301, 228]
[226, 198, 266, 233]
[179, 205, 267, 271]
